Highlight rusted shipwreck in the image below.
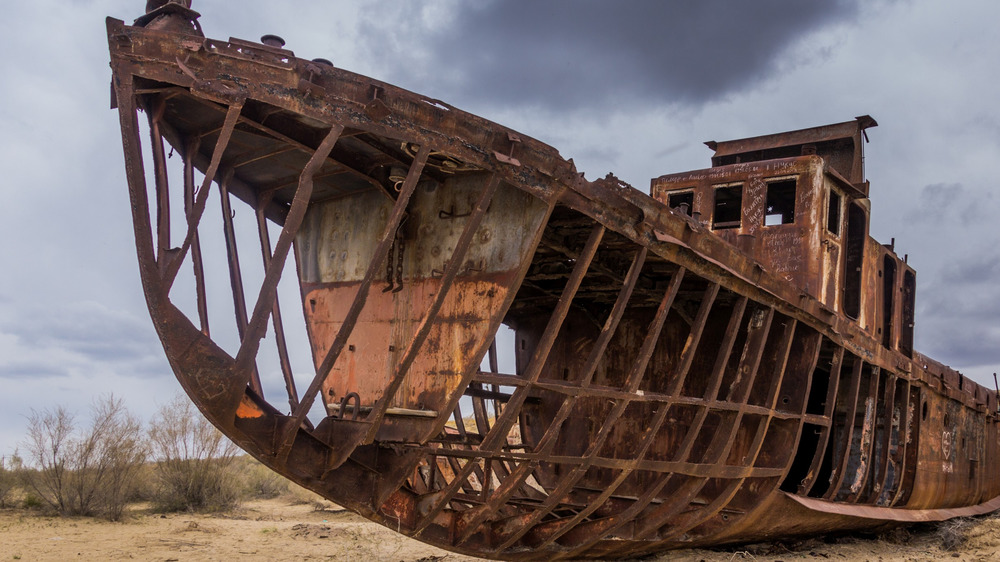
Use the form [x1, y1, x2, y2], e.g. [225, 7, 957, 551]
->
[108, 3, 1000, 559]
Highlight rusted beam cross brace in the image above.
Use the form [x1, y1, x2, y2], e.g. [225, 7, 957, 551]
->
[254, 189, 299, 411]
[407, 445, 786, 479]
[155, 85, 386, 197]
[149, 101, 171, 267]
[411, 225, 605, 537]
[669, 323, 822, 546]
[800, 346, 845, 495]
[473, 371, 812, 422]
[576, 308, 775, 550]
[495, 269, 696, 551]
[454, 248, 651, 544]
[542, 295, 748, 551]
[530, 401, 673, 551]
[846, 366, 882, 502]
[162, 102, 244, 291]
[825, 357, 865, 500]
[536, 237, 626, 286]
[233, 125, 346, 399]
[218, 169, 263, 395]
[183, 137, 210, 336]
[234, 110, 386, 194]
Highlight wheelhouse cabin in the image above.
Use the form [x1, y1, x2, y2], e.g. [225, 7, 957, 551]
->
[652, 116, 916, 358]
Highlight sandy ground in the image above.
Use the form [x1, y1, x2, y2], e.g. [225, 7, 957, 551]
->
[1, 498, 1000, 561]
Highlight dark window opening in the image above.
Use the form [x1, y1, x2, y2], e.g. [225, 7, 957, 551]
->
[764, 179, 796, 226]
[828, 190, 842, 235]
[882, 255, 897, 349]
[713, 184, 742, 229]
[900, 270, 916, 358]
[843, 202, 866, 319]
[668, 191, 694, 216]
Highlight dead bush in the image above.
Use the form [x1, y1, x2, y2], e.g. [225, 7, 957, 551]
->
[937, 517, 976, 551]
[238, 456, 289, 500]
[19, 396, 147, 520]
[0, 454, 21, 508]
[147, 395, 241, 512]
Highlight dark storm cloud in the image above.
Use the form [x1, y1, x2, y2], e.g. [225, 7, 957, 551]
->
[379, 0, 864, 112]
[940, 255, 1000, 285]
[902, 183, 992, 225]
[916, 245, 1000, 368]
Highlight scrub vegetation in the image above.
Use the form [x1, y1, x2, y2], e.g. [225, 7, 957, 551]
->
[7, 393, 290, 520]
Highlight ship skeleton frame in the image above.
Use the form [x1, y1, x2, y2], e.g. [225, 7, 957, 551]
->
[109, 7, 1000, 560]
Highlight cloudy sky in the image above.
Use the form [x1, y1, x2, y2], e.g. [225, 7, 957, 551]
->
[0, 0, 998, 457]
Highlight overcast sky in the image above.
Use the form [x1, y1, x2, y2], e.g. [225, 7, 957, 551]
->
[0, 0, 998, 457]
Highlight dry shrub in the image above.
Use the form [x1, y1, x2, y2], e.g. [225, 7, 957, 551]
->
[0, 454, 20, 508]
[937, 517, 976, 551]
[283, 483, 334, 510]
[19, 396, 147, 520]
[147, 395, 241, 512]
[237, 456, 289, 500]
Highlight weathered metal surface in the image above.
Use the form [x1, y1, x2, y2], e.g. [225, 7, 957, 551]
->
[108, 3, 1000, 560]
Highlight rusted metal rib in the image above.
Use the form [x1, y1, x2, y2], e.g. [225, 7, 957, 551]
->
[455, 247, 652, 544]
[233, 125, 344, 390]
[706, 296, 750, 399]
[889, 382, 918, 507]
[653, 320, 808, 545]
[494, 267, 691, 551]
[149, 101, 171, 266]
[413, 225, 605, 536]
[799, 345, 845, 495]
[162, 102, 243, 290]
[254, 190, 299, 410]
[218, 170, 263, 396]
[846, 366, 882, 502]
[825, 357, 865, 500]
[869, 373, 897, 503]
[182, 137, 210, 336]
[666, 282, 722, 395]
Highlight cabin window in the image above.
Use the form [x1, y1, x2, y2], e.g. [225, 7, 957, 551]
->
[827, 189, 842, 235]
[764, 179, 796, 226]
[900, 270, 916, 357]
[843, 202, 866, 320]
[712, 184, 742, 229]
[668, 190, 694, 216]
[881, 255, 897, 349]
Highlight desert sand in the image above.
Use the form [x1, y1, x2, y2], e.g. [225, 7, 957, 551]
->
[2, 497, 1000, 561]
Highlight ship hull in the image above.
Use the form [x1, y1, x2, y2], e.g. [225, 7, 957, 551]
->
[108, 14, 1000, 560]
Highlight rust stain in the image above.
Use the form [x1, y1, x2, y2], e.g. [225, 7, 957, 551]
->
[235, 394, 264, 419]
